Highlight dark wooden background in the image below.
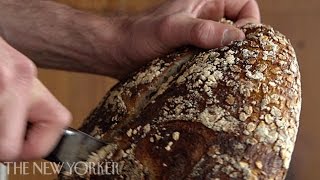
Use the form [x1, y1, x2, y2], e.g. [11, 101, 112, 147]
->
[9, 0, 319, 179]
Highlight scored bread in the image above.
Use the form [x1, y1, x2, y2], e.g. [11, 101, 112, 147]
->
[60, 24, 301, 180]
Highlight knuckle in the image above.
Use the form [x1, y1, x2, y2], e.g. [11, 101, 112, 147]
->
[55, 108, 72, 128]
[191, 21, 215, 47]
[15, 58, 37, 79]
[157, 15, 176, 42]
[0, 54, 37, 93]
[0, 66, 14, 92]
[197, 0, 211, 4]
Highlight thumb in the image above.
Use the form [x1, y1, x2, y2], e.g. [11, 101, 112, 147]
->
[159, 15, 245, 49]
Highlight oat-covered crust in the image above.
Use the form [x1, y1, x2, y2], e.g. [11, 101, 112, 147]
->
[60, 24, 301, 180]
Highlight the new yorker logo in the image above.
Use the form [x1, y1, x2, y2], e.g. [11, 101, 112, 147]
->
[3, 161, 119, 176]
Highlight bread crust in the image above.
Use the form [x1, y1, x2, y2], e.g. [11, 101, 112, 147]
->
[60, 24, 301, 180]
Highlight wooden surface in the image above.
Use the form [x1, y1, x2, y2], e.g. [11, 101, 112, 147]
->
[9, 0, 319, 179]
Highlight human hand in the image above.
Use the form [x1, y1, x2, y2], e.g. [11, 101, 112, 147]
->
[0, 37, 71, 161]
[113, 0, 260, 78]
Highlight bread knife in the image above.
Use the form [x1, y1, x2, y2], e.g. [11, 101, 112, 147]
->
[44, 127, 107, 171]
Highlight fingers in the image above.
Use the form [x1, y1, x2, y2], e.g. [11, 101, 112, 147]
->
[0, 39, 36, 161]
[224, 0, 260, 25]
[234, 0, 261, 27]
[0, 38, 71, 161]
[158, 15, 245, 49]
[21, 79, 72, 160]
[0, 90, 30, 161]
[235, 17, 260, 28]
[188, 19, 245, 48]
[192, 0, 225, 21]
[184, 0, 260, 25]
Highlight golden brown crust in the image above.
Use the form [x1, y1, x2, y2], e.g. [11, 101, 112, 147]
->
[79, 47, 197, 140]
[61, 24, 301, 180]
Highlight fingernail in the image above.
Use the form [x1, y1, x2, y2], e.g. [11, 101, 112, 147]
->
[222, 29, 244, 45]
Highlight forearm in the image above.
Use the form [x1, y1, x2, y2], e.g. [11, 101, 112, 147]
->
[0, 0, 126, 78]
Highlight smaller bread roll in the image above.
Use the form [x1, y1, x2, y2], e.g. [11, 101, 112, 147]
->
[60, 23, 301, 180]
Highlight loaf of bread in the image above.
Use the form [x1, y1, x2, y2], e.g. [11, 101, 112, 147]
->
[60, 24, 301, 180]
